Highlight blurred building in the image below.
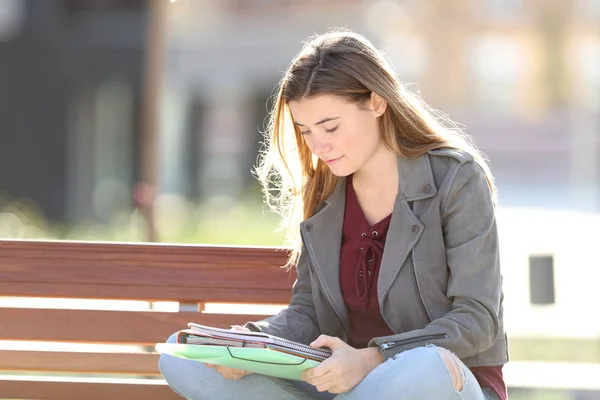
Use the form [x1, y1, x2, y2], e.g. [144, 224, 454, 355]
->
[163, 0, 599, 212]
[0, 0, 598, 221]
[0, 0, 150, 222]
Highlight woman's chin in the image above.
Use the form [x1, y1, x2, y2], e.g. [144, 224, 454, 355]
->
[327, 166, 355, 177]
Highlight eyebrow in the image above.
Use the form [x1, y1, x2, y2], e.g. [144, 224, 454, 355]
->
[295, 117, 340, 127]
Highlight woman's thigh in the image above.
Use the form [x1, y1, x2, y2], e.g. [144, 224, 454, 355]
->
[158, 333, 319, 400]
[336, 345, 486, 400]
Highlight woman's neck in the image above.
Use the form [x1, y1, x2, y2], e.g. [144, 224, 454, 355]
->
[352, 147, 399, 195]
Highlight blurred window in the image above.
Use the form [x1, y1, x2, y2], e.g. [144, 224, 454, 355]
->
[578, 0, 600, 21]
[380, 34, 427, 81]
[576, 39, 600, 108]
[67, 78, 134, 221]
[482, 0, 524, 20]
[227, 0, 360, 13]
[63, 0, 144, 12]
[0, 0, 24, 42]
[468, 35, 526, 113]
[529, 255, 555, 305]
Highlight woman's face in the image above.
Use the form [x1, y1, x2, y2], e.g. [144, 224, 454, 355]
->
[288, 93, 387, 177]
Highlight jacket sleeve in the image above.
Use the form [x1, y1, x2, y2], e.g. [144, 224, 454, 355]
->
[368, 161, 502, 360]
[244, 248, 321, 344]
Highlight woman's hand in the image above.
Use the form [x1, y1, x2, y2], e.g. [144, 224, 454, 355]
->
[204, 325, 254, 380]
[301, 335, 383, 393]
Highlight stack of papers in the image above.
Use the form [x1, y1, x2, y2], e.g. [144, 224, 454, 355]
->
[156, 322, 332, 380]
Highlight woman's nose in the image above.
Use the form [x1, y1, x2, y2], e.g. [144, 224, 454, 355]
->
[311, 135, 332, 155]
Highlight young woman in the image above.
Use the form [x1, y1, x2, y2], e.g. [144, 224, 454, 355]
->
[159, 30, 508, 400]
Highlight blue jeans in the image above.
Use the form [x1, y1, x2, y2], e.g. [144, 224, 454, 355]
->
[159, 333, 498, 400]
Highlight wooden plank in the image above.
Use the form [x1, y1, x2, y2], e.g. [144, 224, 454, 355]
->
[0, 282, 292, 303]
[0, 350, 161, 375]
[0, 257, 293, 290]
[0, 376, 180, 400]
[0, 308, 271, 344]
[0, 240, 296, 302]
[0, 239, 291, 270]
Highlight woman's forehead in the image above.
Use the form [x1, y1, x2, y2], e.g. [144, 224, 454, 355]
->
[288, 95, 356, 122]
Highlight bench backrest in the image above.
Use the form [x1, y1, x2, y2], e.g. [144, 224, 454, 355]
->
[0, 239, 295, 400]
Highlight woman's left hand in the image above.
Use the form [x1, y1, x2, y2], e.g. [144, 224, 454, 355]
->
[301, 335, 384, 393]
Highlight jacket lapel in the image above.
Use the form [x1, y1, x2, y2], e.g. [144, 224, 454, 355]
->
[300, 179, 349, 328]
[377, 154, 438, 303]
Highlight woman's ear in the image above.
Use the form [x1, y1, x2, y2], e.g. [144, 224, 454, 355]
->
[370, 92, 387, 117]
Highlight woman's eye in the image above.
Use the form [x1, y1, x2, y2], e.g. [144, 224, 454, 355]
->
[325, 126, 338, 134]
[300, 130, 311, 135]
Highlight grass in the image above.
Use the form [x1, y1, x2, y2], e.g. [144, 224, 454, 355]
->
[508, 337, 600, 364]
[0, 191, 287, 246]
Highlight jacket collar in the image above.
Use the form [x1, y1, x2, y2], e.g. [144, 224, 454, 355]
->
[395, 152, 438, 201]
[319, 152, 438, 205]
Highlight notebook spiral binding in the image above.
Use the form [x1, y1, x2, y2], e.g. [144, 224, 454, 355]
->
[272, 337, 332, 359]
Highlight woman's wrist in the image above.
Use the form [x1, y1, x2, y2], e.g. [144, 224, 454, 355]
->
[360, 346, 384, 372]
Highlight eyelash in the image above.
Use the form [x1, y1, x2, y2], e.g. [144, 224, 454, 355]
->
[301, 126, 338, 135]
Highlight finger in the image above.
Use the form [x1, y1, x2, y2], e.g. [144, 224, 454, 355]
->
[314, 378, 338, 393]
[312, 376, 345, 394]
[306, 370, 333, 388]
[309, 334, 331, 349]
[311, 335, 344, 351]
[305, 357, 335, 380]
[214, 366, 236, 376]
[227, 370, 251, 380]
[215, 366, 248, 379]
[204, 363, 215, 368]
[230, 325, 251, 332]
[323, 385, 345, 394]
[302, 365, 325, 381]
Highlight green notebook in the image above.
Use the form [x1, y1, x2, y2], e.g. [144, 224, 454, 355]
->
[156, 343, 321, 381]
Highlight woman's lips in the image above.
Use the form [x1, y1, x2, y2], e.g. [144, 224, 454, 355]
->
[324, 156, 342, 165]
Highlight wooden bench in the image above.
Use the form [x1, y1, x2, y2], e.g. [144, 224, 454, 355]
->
[0, 239, 296, 400]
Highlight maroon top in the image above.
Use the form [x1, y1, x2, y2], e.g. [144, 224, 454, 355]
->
[339, 175, 507, 399]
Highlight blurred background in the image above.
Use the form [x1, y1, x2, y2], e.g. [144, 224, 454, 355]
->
[0, 0, 599, 398]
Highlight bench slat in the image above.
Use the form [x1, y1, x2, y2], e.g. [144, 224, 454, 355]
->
[0, 240, 290, 270]
[0, 308, 271, 344]
[0, 377, 180, 400]
[0, 240, 296, 302]
[0, 350, 161, 375]
[0, 258, 293, 290]
[0, 282, 292, 303]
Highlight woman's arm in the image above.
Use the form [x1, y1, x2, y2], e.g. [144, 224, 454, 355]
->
[244, 249, 321, 344]
[369, 161, 502, 360]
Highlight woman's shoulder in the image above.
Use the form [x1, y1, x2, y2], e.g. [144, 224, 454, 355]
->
[427, 146, 474, 165]
[425, 147, 477, 190]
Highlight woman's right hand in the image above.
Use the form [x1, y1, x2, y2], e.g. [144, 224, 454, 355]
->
[204, 325, 254, 380]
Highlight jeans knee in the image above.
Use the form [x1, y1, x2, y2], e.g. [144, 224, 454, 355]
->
[166, 332, 179, 344]
[436, 347, 465, 392]
[391, 345, 466, 393]
[158, 353, 171, 379]
[158, 332, 181, 380]
[392, 344, 438, 365]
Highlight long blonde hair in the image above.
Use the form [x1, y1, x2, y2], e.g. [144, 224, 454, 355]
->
[255, 30, 496, 267]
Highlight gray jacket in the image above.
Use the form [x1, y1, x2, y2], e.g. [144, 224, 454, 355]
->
[247, 148, 509, 367]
